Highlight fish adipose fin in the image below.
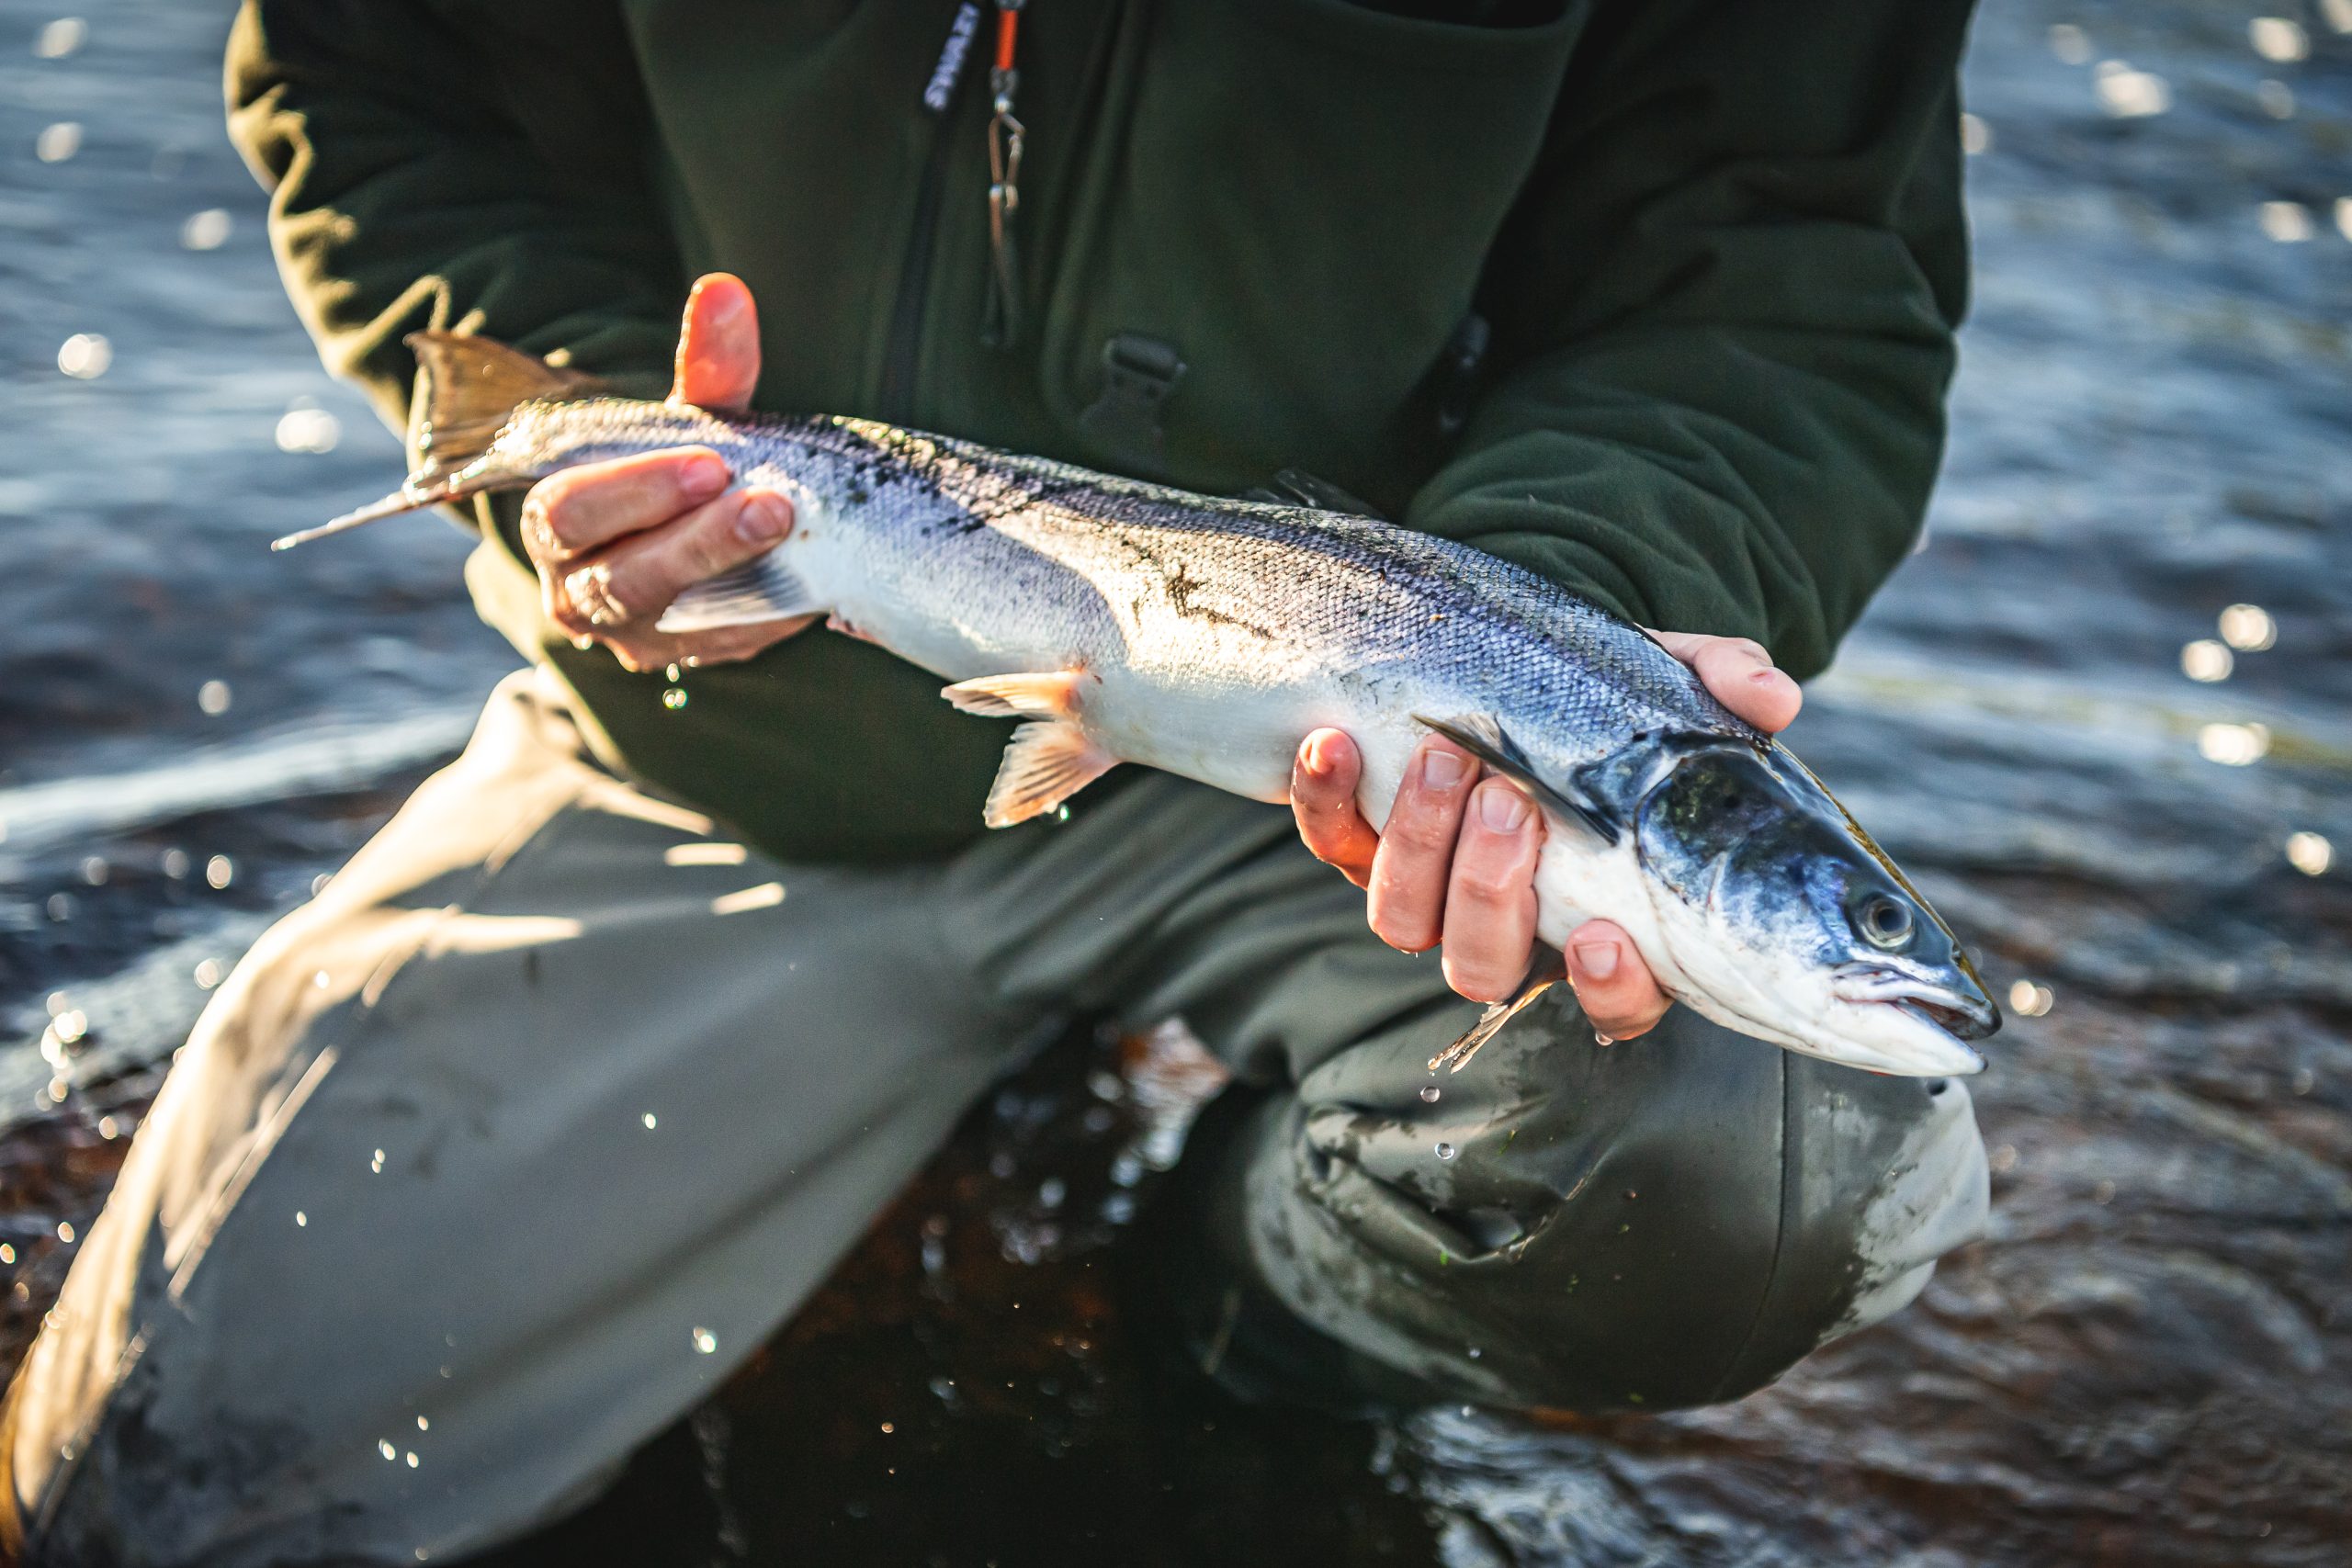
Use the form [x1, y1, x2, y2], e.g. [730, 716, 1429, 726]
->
[274, 332, 605, 550]
[940, 671, 1086, 720]
[1429, 947, 1569, 1075]
[1415, 715, 1618, 842]
[981, 722, 1118, 828]
[658, 553, 825, 633]
[404, 332, 605, 489]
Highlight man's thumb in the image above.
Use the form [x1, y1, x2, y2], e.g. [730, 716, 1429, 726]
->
[672, 272, 762, 412]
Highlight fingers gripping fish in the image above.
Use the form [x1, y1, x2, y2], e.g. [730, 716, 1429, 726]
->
[284, 333, 2000, 1078]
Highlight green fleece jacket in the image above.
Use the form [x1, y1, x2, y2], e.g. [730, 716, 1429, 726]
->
[227, 0, 1973, 863]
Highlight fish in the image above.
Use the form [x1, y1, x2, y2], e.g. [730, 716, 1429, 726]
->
[285, 332, 2000, 1078]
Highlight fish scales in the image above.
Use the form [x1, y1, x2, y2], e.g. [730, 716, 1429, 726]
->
[293, 337, 2000, 1078]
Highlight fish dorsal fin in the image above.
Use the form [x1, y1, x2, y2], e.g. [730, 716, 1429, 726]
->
[1428, 947, 1567, 1074]
[981, 722, 1118, 828]
[657, 553, 826, 634]
[940, 671, 1086, 721]
[404, 332, 605, 489]
[1415, 714, 1619, 842]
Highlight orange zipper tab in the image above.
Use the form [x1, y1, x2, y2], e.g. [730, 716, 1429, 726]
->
[982, 0, 1028, 348]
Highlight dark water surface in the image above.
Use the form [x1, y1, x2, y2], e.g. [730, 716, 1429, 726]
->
[5, 0, 2349, 1562]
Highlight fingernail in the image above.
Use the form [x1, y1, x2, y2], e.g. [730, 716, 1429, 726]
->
[683, 454, 729, 501]
[1573, 941, 1619, 981]
[1476, 783, 1529, 831]
[1421, 748, 1466, 790]
[1300, 734, 1333, 777]
[735, 491, 792, 544]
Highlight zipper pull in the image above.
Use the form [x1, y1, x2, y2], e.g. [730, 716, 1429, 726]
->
[982, 0, 1027, 348]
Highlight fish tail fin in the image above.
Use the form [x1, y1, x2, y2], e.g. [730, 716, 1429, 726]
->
[1428, 948, 1568, 1074]
[273, 333, 605, 550]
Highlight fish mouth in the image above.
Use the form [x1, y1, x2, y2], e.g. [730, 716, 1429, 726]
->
[1834, 964, 2003, 1042]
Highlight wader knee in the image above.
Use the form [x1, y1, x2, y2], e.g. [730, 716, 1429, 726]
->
[1144, 989, 1986, 1414]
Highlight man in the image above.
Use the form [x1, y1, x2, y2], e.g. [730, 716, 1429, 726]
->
[4, 0, 1988, 1560]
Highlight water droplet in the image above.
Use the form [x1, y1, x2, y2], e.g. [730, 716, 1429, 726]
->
[46, 892, 76, 922]
[275, 407, 341, 454]
[664, 663, 682, 682]
[0, 1246, 15, 1265]
[163, 848, 190, 880]
[879, 1421, 895, 1434]
[311, 873, 333, 897]
[2091, 1179, 2117, 1205]
[2250, 15, 2310, 62]
[2007, 980, 2055, 1018]
[206, 854, 234, 889]
[2093, 61, 2170, 118]
[417, 1416, 429, 1431]
[180, 208, 232, 250]
[2286, 832, 2333, 877]
[379, 1439, 397, 1461]
[1434, 1142, 1456, 1160]
[35, 121, 81, 162]
[57, 333, 111, 379]
[2218, 604, 2277, 652]
[1419, 1085, 1441, 1103]
[1037, 1178, 1066, 1210]
[33, 17, 86, 59]
[2256, 78, 2295, 118]
[193, 957, 223, 989]
[2179, 639, 2232, 682]
[294, 1212, 307, 1227]
[691, 1326, 718, 1354]
[641, 1112, 657, 1130]
[404, 1451, 418, 1468]
[197, 679, 232, 716]
[2197, 722, 2269, 766]
[369, 1149, 386, 1174]
[49, 1009, 86, 1046]
[96, 1117, 117, 1140]
[55, 1222, 74, 1244]
[2046, 23, 2090, 63]
[312, 970, 331, 990]
[661, 687, 689, 710]
[2258, 201, 2312, 243]
[1959, 112, 1991, 155]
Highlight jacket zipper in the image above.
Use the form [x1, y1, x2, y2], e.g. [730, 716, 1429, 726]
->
[880, 109, 958, 419]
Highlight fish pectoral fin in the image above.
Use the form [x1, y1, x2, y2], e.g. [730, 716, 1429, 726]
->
[657, 552, 825, 634]
[1428, 948, 1569, 1075]
[982, 722, 1118, 829]
[1415, 713, 1620, 843]
[941, 671, 1087, 721]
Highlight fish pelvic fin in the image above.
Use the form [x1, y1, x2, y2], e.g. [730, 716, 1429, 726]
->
[981, 721, 1118, 829]
[941, 671, 1088, 721]
[275, 333, 606, 551]
[1414, 714, 1619, 842]
[1429, 947, 1568, 1074]
[657, 552, 825, 633]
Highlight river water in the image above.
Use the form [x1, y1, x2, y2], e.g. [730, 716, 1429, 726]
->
[3, 1, 2348, 1563]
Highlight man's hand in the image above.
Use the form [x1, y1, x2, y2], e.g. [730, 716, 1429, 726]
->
[1290, 631, 1803, 1040]
[523, 273, 811, 673]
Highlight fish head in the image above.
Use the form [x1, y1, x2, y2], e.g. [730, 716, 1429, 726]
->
[1627, 736, 1998, 1077]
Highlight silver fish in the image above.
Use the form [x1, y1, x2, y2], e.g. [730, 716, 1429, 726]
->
[288, 333, 1999, 1077]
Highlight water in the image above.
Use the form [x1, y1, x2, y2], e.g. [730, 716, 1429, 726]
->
[3, 0, 2348, 1562]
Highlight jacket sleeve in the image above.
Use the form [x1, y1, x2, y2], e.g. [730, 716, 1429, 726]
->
[1408, 0, 1974, 679]
[224, 0, 684, 434]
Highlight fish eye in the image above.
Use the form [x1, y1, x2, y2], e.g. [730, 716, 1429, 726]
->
[1855, 894, 1915, 951]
